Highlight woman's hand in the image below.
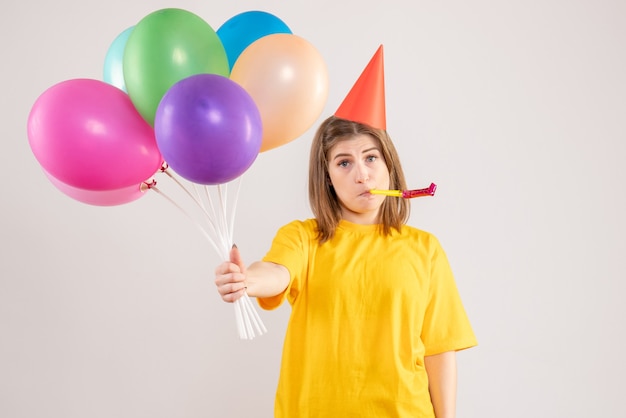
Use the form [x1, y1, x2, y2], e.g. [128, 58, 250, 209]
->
[215, 245, 290, 302]
[214, 245, 248, 303]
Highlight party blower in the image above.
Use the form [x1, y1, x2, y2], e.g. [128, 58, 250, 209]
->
[370, 182, 437, 198]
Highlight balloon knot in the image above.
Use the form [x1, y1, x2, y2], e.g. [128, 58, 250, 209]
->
[140, 179, 157, 192]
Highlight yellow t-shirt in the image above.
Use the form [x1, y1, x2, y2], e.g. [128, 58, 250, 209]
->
[259, 219, 477, 417]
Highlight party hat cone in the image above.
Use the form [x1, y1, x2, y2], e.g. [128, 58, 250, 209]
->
[334, 45, 386, 130]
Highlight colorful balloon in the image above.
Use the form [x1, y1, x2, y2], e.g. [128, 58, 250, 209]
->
[44, 169, 149, 206]
[154, 74, 262, 185]
[103, 26, 134, 92]
[27, 78, 162, 191]
[217, 10, 291, 70]
[123, 8, 230, 125]
[230, 33, 329, 152]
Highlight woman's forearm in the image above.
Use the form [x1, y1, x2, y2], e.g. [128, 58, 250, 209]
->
[424, 350, 457, 418]
[245, 261, 290, 298]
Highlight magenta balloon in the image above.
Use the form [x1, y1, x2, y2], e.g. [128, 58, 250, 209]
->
[154, 74, 262, 184]
[28, 79, 163, 190]
[44, 169, 148, 206]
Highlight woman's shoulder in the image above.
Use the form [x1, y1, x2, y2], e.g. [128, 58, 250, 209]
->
[277, 218, 319, 236]
[270, 219, 319, 251]
[400, 224, 444, 247]
[401, 223, 434, 237]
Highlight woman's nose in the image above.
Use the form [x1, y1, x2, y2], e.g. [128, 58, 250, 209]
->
[355, 164, 369, 183]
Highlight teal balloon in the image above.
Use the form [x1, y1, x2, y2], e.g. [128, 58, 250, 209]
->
[103, 26, 134, 92]
[123, 8, 229, 125]
[217, 10, 291, 70]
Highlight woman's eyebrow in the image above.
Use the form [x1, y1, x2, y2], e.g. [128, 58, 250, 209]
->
[331, 147, 380, 161]
[331, 152, 351, 161]
[361, 147, 380, 154]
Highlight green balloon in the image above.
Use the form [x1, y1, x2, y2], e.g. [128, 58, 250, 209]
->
[123, 8, 230, 125]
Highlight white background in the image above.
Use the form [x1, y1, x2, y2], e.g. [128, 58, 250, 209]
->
[2, 0, 625, 416]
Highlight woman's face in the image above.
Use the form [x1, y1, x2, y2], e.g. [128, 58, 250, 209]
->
[327, 134, 390, 224]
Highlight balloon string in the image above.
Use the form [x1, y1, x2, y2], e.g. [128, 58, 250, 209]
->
[148, 185, 224, 258]
[241, 297, 255, 338]
[199, 184, 230, 257]
[227, 177, 243, 248]
[237, 295, 265, 339]
[150, 184, 260, 339]
[148, 171, 267, 340]
[233, 298, 246, 339]
[162, 168, 222, 235]
[242, 292, 267, 334]
[213, 178, 264, 340]
[216, 184, 230, 255]
[158, 167, 231, 254]
[217, 184, 231, 250]
[161, 168, 230, 258]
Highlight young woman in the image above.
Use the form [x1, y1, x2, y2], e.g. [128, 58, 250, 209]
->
[215, 115, 477, 417]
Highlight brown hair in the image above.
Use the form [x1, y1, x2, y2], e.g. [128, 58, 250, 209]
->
[308, 116, 410, 243]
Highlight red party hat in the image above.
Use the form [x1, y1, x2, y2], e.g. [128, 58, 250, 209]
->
[334, 45, 386, 130]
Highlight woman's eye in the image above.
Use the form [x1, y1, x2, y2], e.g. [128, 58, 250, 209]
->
[338, 160, 350, 167]
[366, 155, 377, 163]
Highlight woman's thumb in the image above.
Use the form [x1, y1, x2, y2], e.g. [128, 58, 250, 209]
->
[229, 244, 245, 272]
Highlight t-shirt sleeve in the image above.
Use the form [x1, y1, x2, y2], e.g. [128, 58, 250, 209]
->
[421, 235, 477, 355]
[256, 220, 309, 310]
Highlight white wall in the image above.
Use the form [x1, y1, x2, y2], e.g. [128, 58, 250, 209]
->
[2, 0, 625, 416]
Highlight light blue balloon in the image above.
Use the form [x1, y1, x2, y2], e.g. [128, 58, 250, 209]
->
[103, 26, 134, 92]
[217, 11, 292, 70]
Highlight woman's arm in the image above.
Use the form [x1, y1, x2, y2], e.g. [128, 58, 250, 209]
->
[424, 350, 457, 418]
[214, 245, 289, 302]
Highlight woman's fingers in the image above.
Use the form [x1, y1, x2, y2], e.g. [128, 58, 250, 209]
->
[220, 285, 247, 302]
[215, 261, 247, 302]
[214, 260, 241, 275]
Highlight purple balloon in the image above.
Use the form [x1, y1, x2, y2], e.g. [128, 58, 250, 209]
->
[154, 74, 262, 184]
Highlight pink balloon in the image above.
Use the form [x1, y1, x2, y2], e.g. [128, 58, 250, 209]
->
[44, 169, 149, 206]
[28, 79, 163, 190]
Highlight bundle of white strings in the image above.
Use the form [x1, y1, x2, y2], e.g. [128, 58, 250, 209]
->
[146, 167, 267, 340]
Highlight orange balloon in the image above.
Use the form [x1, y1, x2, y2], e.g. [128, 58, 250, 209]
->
[230, 34, 329, 152]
